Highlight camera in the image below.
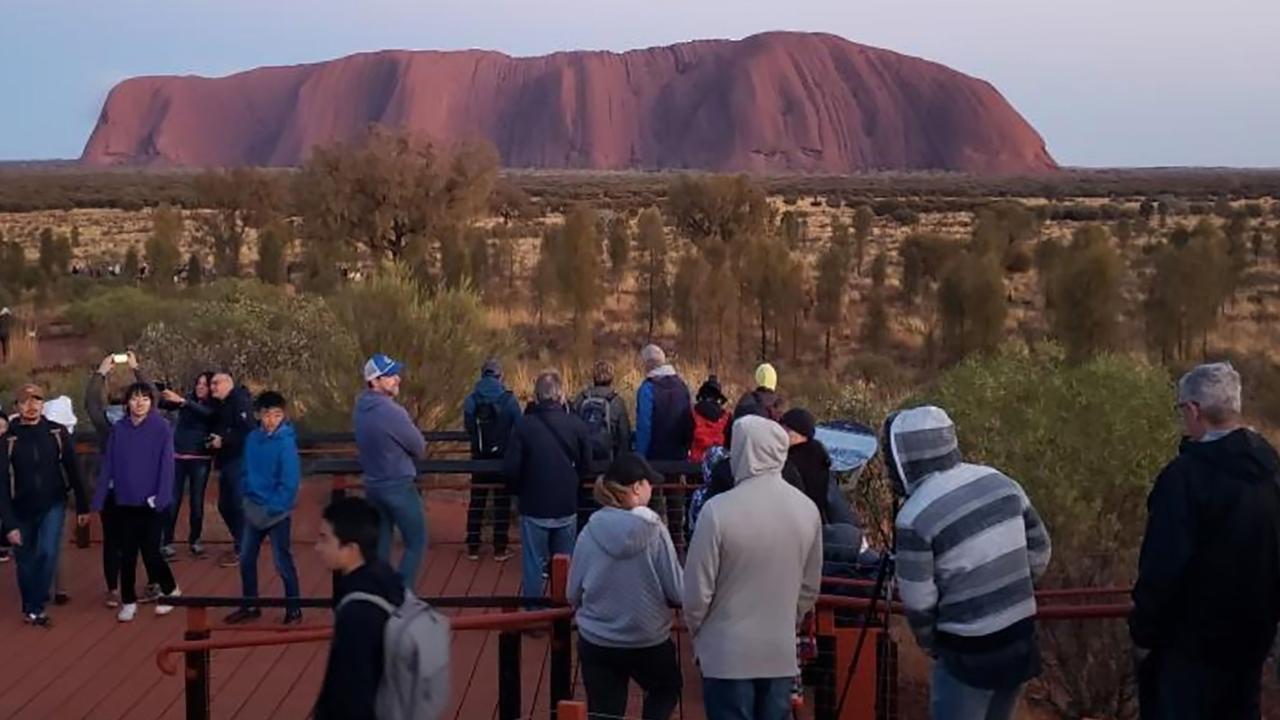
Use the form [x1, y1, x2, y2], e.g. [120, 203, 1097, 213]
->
[112, 353, 129, 364]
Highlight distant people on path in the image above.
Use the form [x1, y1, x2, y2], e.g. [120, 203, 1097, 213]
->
[159, 372, 217, 559]
[733, 362, 784, 422]
[635, 344, 693, 545]
[569, 453, 683, 720]
[354, 353, 428, 588]
[504, 370, 591, 600]
[92, 382, 181, 623]
[315, 497, 450, 720]
[462, 358, 520, 562]
[887, 405, 1051, 720]
[571, 360, 632, 530]
[684, 415, 822, 720]
[1132, 362, 1280, 719]
[0, 384, 90, 627]
[689, 376, 729, 463]
[225, 391, 302, 625]
[209, 370, 255, 568]
[0, 307, 12, 362]
[87, 352, 158, 605]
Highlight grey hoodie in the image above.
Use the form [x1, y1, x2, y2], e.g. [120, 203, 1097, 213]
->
[567, 505, 683, 648]
[353, 390, 426, 488]
[683, 415, 823, 679]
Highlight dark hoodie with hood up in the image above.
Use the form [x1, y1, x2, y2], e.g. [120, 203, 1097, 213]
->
[1131, 428, 1280, 666]
[568, 505, 683, 648]
[315, 559, 407, 720]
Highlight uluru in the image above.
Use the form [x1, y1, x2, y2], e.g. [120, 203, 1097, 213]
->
[80, 31, 1056, 174]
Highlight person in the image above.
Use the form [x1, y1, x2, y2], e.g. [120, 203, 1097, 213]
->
[0, 384, 90, 627]
[225, 391, 302, 625]
[42, 395, 77, 605]
[683, 415, 822, 720]
[572, 360, 633, 461]
[0, 414, 9, 564]
[92, 382, 181, 622]
[1131, 363, 1280, 719]
[733, 362, 784, 421]
[86, 351, 157, 606]
[160, 372, 217, 559]
[504, 370, 591, 600]
[354, 353, 428, 588]
[568, 453, 683, 720]
[0, 307, 11, 362]
[779, 409, 831, 521]
[209, 370, 255, 568]
[634, 344, 693, 544]
[886, 405, 1051, 720]
[689, 376, 729, 463]
[313, 497, 408, 720]
[462, 358, 520, 562]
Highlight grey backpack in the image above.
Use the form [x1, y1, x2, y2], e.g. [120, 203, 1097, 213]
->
[337, 591, 452, 720]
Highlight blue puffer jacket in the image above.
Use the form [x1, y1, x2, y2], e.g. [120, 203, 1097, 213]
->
[242, 422, 301, 516]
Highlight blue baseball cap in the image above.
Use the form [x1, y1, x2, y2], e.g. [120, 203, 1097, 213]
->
[363, 353, 404, 382]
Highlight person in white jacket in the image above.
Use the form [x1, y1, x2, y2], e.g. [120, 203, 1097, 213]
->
[683, 415, 823, 720]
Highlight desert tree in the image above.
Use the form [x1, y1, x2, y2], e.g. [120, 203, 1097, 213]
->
[606, 214, 631, 303]
[185, 253, 205, 287]
[779, 210, 806, 248]
[672, 250, 711, 361]
[815, 242, 850, 368]
[938, 251, 1006, 362]
[870, 252, 888, 290]
[197, 167, 283, 278]
[863, 289, 889, 353]
[1047, 225, 1124, 362]
[145, 204, 184, 288]
[558, 205, 603, 346]
[256, 218, 291, 286]
[666, 174, 770, 268]
[123, 246, 141, 283]
[635, 207, 670, 339]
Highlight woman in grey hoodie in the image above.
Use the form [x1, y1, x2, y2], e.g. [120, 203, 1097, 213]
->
[567, 453, 683, 720]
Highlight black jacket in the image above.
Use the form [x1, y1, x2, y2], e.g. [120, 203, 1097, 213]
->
[160, 393, 217, 457]
[84, 368, 150, 452]
[503, 401, 591, 519]
[315, 560, 406, 720]
[1131, 429, 1280, 665]
[784, 439, 833, 524]
[0, 418, 88, 529]
[212, 386, 254, 469]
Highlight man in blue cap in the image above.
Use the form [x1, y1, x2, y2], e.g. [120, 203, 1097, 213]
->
[353, 353, 428, 588]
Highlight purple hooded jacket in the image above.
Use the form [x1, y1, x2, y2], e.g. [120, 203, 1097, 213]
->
[92, 411, 176, 511]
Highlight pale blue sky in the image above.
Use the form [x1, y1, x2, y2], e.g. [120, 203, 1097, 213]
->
[2, 0, 1277, 166]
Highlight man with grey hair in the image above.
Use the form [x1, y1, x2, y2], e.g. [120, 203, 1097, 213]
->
[504, 370, 592, 600]
[635, 344, 693, 544]
[1132, 362, 1280, 719]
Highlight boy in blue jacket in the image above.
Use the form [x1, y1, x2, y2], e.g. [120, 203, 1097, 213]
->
[225, 391, 302, 625]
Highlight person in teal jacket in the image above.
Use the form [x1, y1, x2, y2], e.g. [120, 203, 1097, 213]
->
[225, 391, 302, 625]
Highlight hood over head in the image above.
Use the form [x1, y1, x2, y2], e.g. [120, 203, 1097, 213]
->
[884, 405, 961, 497]
[730, 415, 789, 484]
[587, 505, 664, 559]
[472, 375, 510, 400]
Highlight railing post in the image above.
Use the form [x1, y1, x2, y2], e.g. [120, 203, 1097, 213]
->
[330, 476, 348, 600]
[557, 700, 588, 720]
[813, 605, 837, 720]
[498, 630, 522, 720]
[549, 554, 572, 720]
[184, 607, 211, 720]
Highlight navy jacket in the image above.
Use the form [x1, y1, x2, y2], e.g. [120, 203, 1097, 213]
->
[635, 368, 693, 461]
[463, 376, 521, 460]
[503, 401, 591, 519]
[212, 386, 255, 469]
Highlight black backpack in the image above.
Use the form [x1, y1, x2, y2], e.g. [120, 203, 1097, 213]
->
[577, 393, 615, 461]
[473, 394, 510, 459]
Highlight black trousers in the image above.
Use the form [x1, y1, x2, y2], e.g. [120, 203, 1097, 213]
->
[465, 473, 510, 553]
[578, 637, 682, 720]
[1138, 648, 1263, 720]
[110, 501, 177, 604]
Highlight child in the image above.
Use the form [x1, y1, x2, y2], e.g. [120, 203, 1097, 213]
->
[689, 376, 729, 463]
[224, 391, 302, 624]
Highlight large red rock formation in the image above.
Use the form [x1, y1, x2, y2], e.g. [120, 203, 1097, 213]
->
[80, 32, 1056, 174]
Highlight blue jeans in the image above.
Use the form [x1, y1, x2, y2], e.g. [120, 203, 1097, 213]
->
[930, 661, 1022, 720]
[13, 502, 65, 616]
[167, 458, 211, 546]
[239, 515, 300, 612]
[217, 459, 244, 552]
[701, 677, 792, 720]
[365, 481, 427, 589]
[520, 516, 576, 599]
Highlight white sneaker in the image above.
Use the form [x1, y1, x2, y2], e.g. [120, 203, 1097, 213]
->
[117, 603, 138, 622]
[155, 587, 181, 616]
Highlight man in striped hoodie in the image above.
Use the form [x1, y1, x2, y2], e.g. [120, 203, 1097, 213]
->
[886, 405, 1051, 720]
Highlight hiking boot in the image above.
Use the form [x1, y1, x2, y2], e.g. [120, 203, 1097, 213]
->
[155, 588, 181, 616]
[161, 545, 178, 561]
[217, 550, 239, 568]
[53, 591, 70, 606]
[466, 547, 481, 561]
[493, 548, 512, 563]
[31, 614, 53, 629]
[117, 603, 138, 622]
[224, 608, 262, 625]
[282, 610, 303, 626]
[104, 590, 121, 609]
[138, 584, 161, 604]
[190, 542, 206, 558]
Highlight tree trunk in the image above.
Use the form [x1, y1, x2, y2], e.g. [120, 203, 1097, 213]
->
[759, 303, 768, 361]
[824, 327, 832, 370]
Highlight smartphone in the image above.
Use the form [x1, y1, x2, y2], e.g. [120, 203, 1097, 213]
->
[112, 353, 129, 364]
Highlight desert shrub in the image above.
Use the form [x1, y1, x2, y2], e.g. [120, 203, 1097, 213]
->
[66, 286, 188, 352]
[923, 346, 1177, 719]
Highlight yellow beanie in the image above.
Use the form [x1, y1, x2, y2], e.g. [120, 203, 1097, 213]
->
[754, 363, 778, 391]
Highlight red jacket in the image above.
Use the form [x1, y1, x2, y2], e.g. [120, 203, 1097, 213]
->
[689, 402, 729, 463]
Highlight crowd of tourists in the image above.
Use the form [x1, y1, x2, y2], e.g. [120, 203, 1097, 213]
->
[0, 342, 1277, 720]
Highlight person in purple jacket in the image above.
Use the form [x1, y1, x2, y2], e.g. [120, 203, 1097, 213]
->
[93, 382, 180, 622]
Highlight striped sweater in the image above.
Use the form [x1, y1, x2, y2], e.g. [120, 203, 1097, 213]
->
[889, 406, 1051, 651]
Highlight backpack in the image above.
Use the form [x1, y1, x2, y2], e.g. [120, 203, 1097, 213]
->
[472, 395, 509, 459]
[577, 393, 614, 460]
[337, 591, 452, 720]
